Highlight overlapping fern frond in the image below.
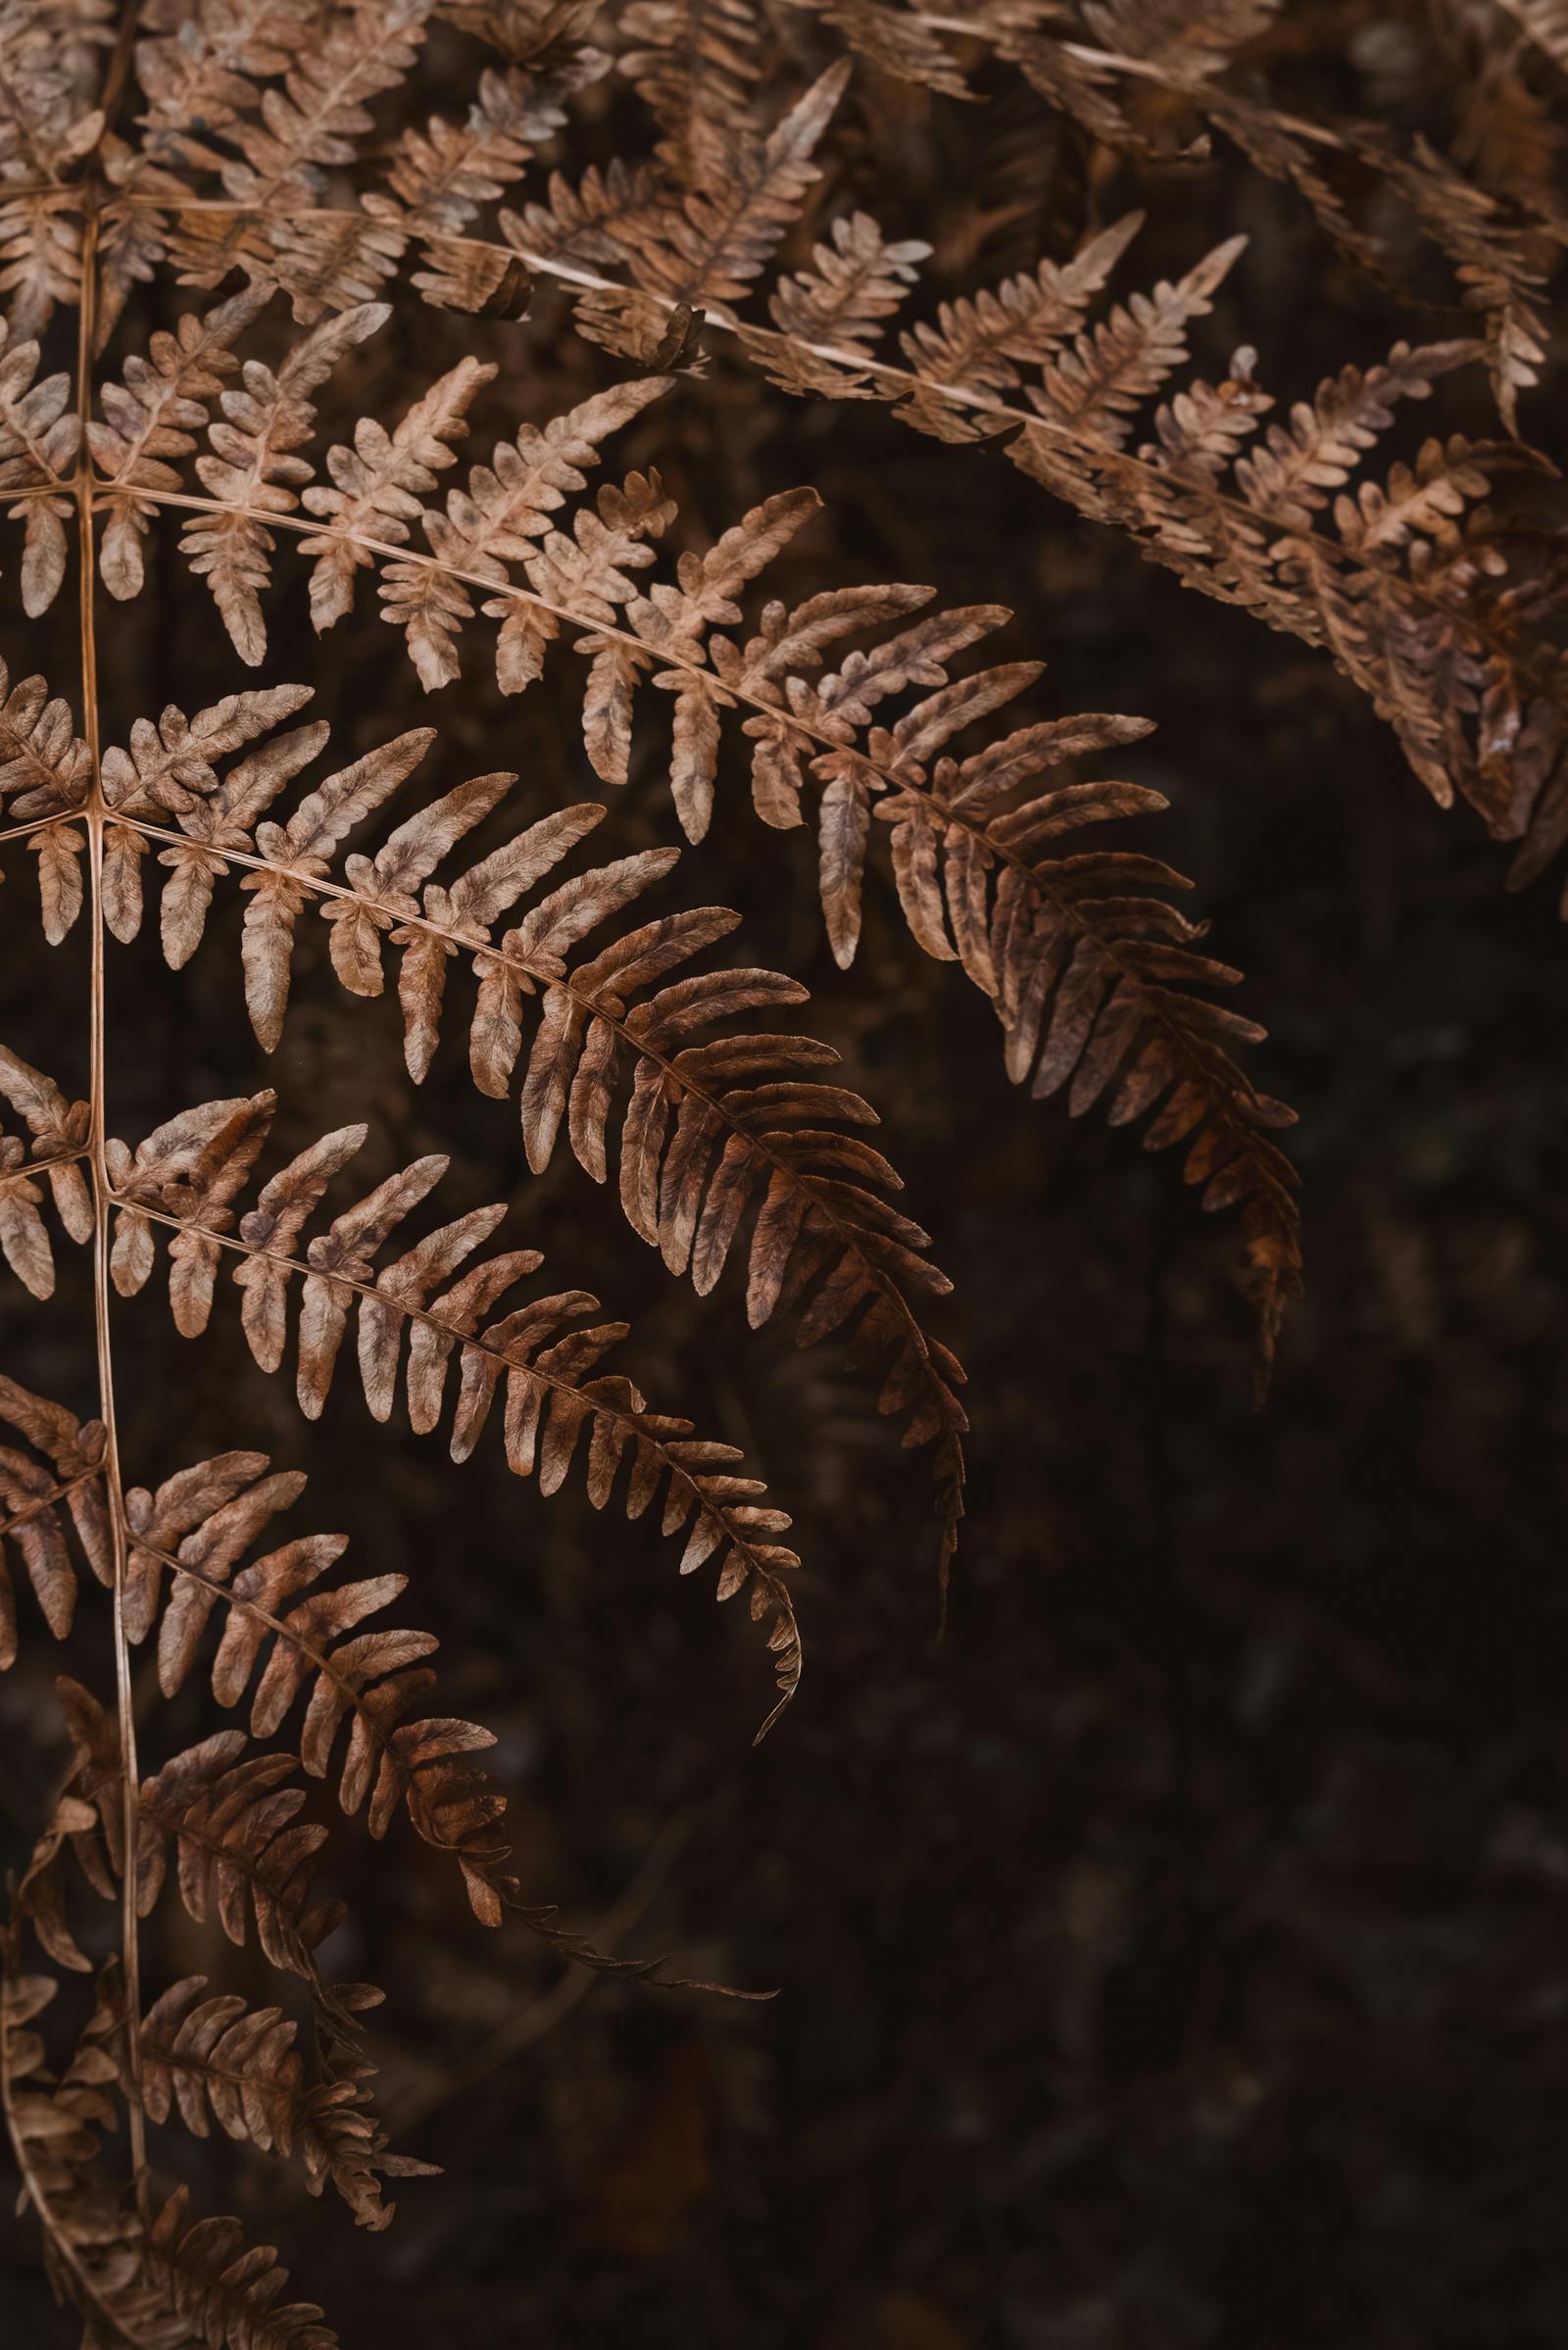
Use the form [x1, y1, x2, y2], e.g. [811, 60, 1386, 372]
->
[0, 306, 1301, 1378]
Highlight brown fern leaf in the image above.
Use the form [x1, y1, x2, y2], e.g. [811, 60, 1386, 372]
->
[135, 1433, 787, 1900]
[895, 213, 1151, 439]
[374, 49, 604, 245]
[710, 204, 1549, 847]
[409, 234, 531, 318]
[298, 352, 496, 629]
[305, 514, 1296, 1378]
[79, 679, 966, 1552]
[0, 653, 93, 944]
[136, 1972, 311, 2157]
[129, 0, 318, 180]
[237, 206, 414, 325]
[101, 1094, 806, 1733]
[14, 1674, 125, 1974]
[757, 211, 932, 398]
[0, 1372, 110, 1669]
[972, 9, 1148, 148]
[0, 7, 103, 338]
[598, 59, 852, 318]
[618, 0, 767, 176]
[375, 371, 676, 688]
[114, 1966, 435, 2230]
[137, 1461, 518, 1910]
[178, 301, 389, 663]
[91, 280, 273, 601]
[14, 1665, 359, 2018]
[117, 306, 671, 670]
[765, 4, 1551, 433]
[220, 0, 431, 211]
[1028, 234, 1248, 450]
[783, 0, 979, 100]
[9, 1882, 346, 2338]
[1358, 131, 1551, 437]
[501, 154, 661, 269]
[0, 1046, 92, 1298]
[127, 2180, 340, 2349]
[137, 1728, 356, 1999]
[0, 316, 78, 614]
[733, 618, 1302, 1381]
[133, 20, 593, 324]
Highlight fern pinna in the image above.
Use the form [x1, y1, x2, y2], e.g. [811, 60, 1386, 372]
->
[0, 0, 1325, 2338]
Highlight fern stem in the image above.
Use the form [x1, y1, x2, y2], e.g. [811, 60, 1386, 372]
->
[94, 0, 147, 143]
[74, 196, 152, 2223]
[383, 1813, 696, 2136]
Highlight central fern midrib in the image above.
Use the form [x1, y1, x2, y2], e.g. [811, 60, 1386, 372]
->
[72, 181, 154, 2225]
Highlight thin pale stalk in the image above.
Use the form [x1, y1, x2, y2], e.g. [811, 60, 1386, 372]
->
[74, 197, 151, 2220]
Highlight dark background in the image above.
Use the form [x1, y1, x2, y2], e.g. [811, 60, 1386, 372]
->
[5, 13, 1568, 2346]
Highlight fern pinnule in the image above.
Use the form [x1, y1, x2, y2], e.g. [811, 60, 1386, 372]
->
[0, 1046, 93, 1298]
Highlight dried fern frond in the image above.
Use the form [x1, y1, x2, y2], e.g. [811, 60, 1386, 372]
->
[774, 0, 1554, 424]
[105, 1095, 808, 1732]
[132, 2181, 340, 2349]
[59, 327, 1298, 1362]
[465, 210, 1568, 880]
[85, 1954, 434, 2233]
[127, 1452, 519, 1929]
[0, 1097, 807, 1731]
[53, 281, 1517, 909]
[0, 643, 969, 1551]
[0, 1, 1403, 2326]
[618, 0, 769, 174]
[2, 1946, 344, 2350]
